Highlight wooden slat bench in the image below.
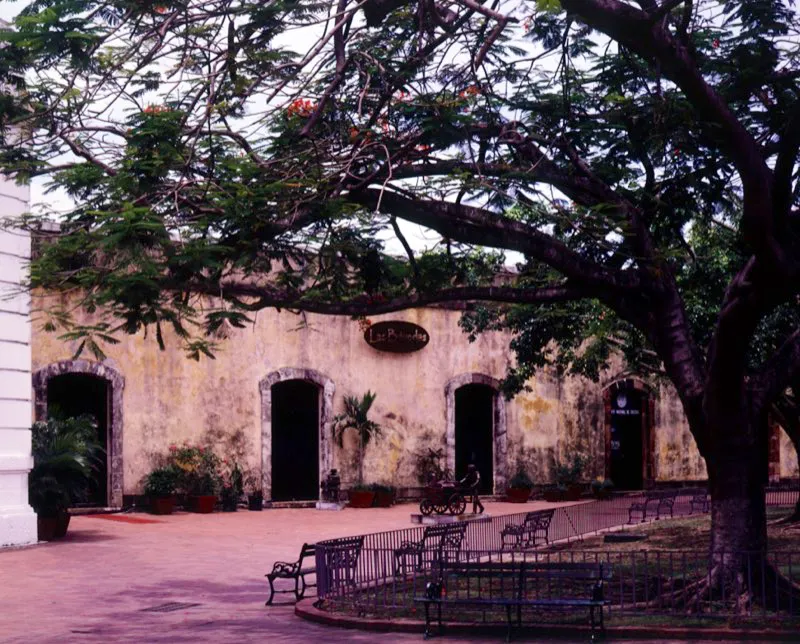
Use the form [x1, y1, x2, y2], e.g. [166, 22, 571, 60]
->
[394, 523, 468, 575]
[500, 509, 555, 550]
[627, 489, 678, 523]
[414, 560, 612, 640]
[265, 542, 316, 605]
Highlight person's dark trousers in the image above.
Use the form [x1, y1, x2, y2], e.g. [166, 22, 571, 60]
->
[471, 493, 484, 514]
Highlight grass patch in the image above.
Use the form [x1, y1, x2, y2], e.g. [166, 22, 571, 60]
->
[544, 506, 800, 554]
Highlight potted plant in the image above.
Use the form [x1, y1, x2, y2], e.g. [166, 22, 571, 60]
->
[172, 444, 221, 513]
[333, 391, 382, 508]
[348, 483, 376, 508]
[554, 455, 585, 501]
[244, 469, 263, 511]
[370, 483, 396, 507]
[143, 466, 178, 515]
[28, 417, 103, 540]
[220, 462, 244, 512]
[506, 468, 534, 503]
[591, 477, 614, 500]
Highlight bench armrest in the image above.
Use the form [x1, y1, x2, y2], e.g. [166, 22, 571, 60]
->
[268, 561, 300, 576]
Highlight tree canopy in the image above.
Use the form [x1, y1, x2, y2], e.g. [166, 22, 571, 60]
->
[2, 0, 800, 554]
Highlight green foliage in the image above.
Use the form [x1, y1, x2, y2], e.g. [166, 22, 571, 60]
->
[142, 466, 179, 497]
[29, 416, 103, 517]
[334, 391, 382, 486]
[168, 443, 222, 496]
[554, 455, 585, 487]
[508, 468, 534, 490]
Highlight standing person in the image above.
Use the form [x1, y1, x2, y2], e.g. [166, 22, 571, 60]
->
[460, 464, 484, 514]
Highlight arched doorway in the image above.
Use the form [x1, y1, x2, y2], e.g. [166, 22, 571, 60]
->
[445, 374, 507, 494]
[259, 368, 335, 501]
[32, 360, 125, 507]
[604, 379, 654, 489]
[272, 380, 319, 501]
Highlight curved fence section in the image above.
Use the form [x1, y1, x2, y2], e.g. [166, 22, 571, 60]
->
[315, 485, 800, 623]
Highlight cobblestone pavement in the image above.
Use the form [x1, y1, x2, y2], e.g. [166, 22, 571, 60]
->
[0, 501, 749, 643]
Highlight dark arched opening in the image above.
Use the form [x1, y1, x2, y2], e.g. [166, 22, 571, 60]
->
[271, 380, 320, 501]
[455, 383, 494, 494]
[604, 379, 654, 490]
[46, 373, 110, 506]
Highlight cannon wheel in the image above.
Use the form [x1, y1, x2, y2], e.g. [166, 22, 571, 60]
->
[433, 500, 449, 514]
[420, 499, 434, 516]
[448, 493, 466, 515]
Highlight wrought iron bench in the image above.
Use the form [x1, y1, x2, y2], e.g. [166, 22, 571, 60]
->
[627, 489, 678, 523]
[500, 509, 555, 550]
[265, 542, 317, 605]
[394, 523, 468, 575]
[414, 560, 612, 640]
[686, 488, 710, 514]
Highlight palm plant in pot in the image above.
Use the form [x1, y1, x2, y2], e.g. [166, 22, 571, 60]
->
[29, 417, 103, 540]
[143, 466, 179, 515]
[506, 468, 534, 503]
[333, 391, 382, 508]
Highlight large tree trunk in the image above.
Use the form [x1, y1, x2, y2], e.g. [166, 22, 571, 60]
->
[708, 414, 767, 556]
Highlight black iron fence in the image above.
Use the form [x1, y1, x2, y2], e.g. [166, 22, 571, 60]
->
[315, 485, 800, 623]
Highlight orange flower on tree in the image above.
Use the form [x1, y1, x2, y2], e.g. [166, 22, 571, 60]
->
[286, 98, 316, 118]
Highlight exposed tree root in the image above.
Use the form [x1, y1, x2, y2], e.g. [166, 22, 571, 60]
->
[639, 559, 800, 616]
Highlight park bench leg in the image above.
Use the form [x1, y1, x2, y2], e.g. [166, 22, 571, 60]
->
[505, 604, 513, 642]
[265, 576, 276, 606]
[295, 575, 306, 601]
[423, 602, 432, 639]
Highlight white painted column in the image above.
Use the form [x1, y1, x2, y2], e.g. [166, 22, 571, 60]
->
[0, 177, 37, 547]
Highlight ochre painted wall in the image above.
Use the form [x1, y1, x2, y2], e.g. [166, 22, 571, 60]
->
[32, 299, 793, 501]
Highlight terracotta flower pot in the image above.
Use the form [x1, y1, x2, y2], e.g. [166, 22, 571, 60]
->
[373, 491, 394, 507]
[543, 488, 564, 502]
[150, 496, 176, 515]
[188, 495, 217, 513]
[248, 493, 263, 511]
[565, 484, 583, 501]
[348, 490, 376, 508]
[37, 512, 70, 541]
[505, 487, 532, 503]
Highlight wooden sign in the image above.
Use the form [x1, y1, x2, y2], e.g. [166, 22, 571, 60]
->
[364, 321, 430, 353]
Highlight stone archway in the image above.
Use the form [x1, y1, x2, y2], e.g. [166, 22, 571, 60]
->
[602, 377, 655, 488]
[32, 360, 125, 508]
[445, 373, 508, 493]
[259, 368, 335, 501]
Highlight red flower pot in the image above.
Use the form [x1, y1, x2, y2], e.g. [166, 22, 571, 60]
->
[188, 495, 217, 513]
[348, 490, 375, 508]
[565, 485, 583, 501]
[505, 487, 532, 503]
[150, 496, 176, 515]
[37, 512, 70, 541]
[373, 491, 394, 507]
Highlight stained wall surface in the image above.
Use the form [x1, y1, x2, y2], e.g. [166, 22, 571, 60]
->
[31, 301, 793, 502]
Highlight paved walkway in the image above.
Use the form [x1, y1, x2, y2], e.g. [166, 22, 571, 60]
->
[0, 501, 746, 643]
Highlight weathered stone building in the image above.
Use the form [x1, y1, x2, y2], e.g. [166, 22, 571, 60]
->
[28, 298, 799, 507]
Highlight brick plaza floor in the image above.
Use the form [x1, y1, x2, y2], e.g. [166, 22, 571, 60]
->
[0, 501, 746, 643]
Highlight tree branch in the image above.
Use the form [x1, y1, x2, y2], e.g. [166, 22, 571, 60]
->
[351, 188, 640, 292]
[194, 281, 587, 315]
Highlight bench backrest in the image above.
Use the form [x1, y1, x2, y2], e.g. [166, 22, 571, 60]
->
[298, 542, 316, 567]
[421, 523, 468, 550]
[524, 509, 555, 530]
[322, 535, 364, 571]
[440, 561, 613, 601]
